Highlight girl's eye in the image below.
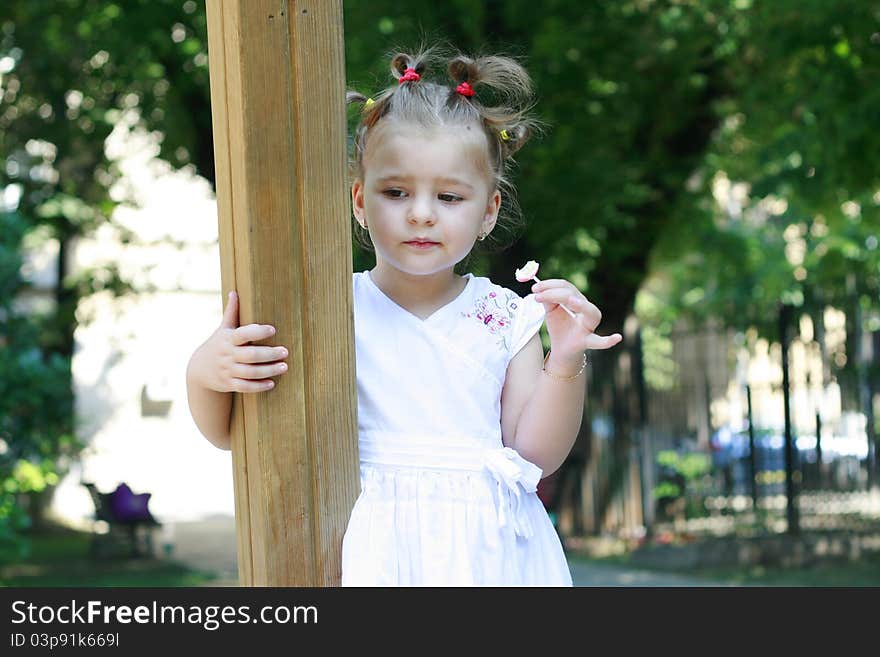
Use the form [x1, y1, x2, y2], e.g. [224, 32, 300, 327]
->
[383, 189, 406, 198]
[439, 194, 463, 203]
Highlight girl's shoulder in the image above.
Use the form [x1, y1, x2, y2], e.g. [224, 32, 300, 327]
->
[467, 272, 540, 303]
[461, 275, 545, 357]
[465, 274, 523, 309]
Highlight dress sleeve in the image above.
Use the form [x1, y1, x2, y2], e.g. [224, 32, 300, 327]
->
[508, 293, 546, 359]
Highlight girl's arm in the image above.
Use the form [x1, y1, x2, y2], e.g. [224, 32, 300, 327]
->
[501, 279, 622, 476]
[186, 291, 289, 451]
[186, 352, 234, 451]
[501, 334, 584, 477]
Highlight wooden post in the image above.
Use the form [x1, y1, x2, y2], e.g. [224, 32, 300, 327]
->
[205, 0, 359, 586]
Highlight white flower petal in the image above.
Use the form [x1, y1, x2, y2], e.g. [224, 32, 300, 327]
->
[514, 259, 540, 282]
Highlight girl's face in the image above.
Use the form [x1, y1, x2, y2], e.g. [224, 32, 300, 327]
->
[352, 122, 501, 281]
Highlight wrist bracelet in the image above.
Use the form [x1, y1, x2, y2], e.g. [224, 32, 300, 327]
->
[542, 351, 588, 380]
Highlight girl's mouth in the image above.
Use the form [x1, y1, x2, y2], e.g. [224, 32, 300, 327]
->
[405, 241, 439, 249]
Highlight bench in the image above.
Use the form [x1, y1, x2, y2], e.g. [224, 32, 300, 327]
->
[83, 482, 162, 558]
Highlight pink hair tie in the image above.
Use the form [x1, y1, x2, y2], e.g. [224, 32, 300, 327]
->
[455, 81, 475, 97]
[399, 67, 421, 83]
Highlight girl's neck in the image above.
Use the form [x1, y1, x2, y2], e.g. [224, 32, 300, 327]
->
[368, 266, 467, 319]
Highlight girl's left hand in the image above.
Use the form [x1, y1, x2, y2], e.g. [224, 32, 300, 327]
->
[532, 279, 623, 359]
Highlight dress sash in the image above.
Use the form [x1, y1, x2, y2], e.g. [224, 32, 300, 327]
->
[359, 430, 542, 539]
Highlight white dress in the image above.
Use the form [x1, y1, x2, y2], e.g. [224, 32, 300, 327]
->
[341, 270, 573, 586]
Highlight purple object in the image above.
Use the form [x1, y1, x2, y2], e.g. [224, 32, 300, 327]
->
[108, 483, 153, 522]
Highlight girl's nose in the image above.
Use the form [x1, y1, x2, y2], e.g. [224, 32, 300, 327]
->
[406, 195, 436, 225]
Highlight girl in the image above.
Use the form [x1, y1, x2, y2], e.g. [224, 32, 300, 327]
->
[186, 48, 622, 586]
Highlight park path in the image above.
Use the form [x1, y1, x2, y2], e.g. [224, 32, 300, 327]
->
[165, 516, 735, 587]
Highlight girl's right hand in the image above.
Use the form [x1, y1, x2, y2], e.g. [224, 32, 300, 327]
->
[190, 290, 289, 394]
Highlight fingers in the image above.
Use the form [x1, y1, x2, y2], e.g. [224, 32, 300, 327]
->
[232, 323, 277, 346]
[223, 292, 279, 346]
[225, 353, 289, 393]
[228, 343, 289, 392]
[532, 279, 623, 352]
[534, 288, 600, 320]
[535, 287, 584, 304]
[236, 344, 289, 364]
[229, 377, 278, 393]
[221, 290, 239, 329]
[531, 279, 578, 295]
[222, 324, 290, 393]
[231, 359, 288, 384]
[227, 356, 289, 392]
[585, 332, 624, 351]
[563, 294, 601, 320]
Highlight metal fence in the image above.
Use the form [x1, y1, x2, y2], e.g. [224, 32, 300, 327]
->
[560, 311, 879, 538]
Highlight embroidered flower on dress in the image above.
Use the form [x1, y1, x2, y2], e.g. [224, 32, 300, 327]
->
[461, 288, 520, 350]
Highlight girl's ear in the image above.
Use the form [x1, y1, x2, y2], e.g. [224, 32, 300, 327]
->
[351, 179, 366, 223]
[481, 188, 501, 235]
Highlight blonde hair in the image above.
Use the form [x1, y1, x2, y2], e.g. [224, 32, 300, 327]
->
[347, 46, 542, 255]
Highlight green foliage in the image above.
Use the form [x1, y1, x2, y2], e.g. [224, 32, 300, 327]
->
[3, 1, 878, 542]
[652, 480, 682, 501]
[345, 1, 747, 320]
[0, 233, 82, 549]
[657, 449, 712, 482]
[653, 449, 712, 520]
[345, 3, 879, 419]
[0, 209, 75, 549]
[0, 1, 189, 546]
[629, 2, 880, 401]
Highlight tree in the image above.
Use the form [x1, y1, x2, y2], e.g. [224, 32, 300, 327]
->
[639, 0, 880, 482]
[0, 0, 210, 546]
[3, 1, 876, 543]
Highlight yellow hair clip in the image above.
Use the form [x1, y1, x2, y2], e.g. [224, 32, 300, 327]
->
[500, 129, 510, 141]
[364, 97, 375, 111]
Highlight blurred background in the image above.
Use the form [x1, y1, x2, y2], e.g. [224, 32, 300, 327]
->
[1, 0, 878, 586]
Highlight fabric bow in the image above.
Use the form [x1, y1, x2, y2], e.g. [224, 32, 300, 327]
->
[483, 447, 542, 539]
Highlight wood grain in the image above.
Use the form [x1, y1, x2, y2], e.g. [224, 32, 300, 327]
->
[206, 0, 358, 586]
